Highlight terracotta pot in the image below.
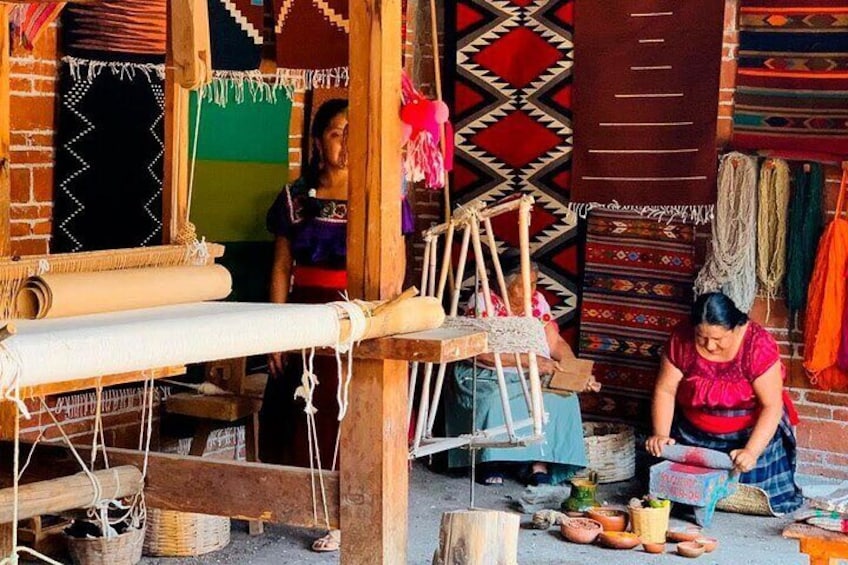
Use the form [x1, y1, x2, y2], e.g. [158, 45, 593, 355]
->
[695, 537, 718, 552]
[667, 525, 702, 542]
[559, 517, 602, 544]
[677, 541, 706, 558]
[586, 507, 628, 532]
[642, 542, 665, 554]
[597, 531, 640, 550]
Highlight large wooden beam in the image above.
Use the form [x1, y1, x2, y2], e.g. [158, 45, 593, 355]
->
[0, 466, 142, 524]
[0, 5, 11, 256]
[345, 1, 407, 564]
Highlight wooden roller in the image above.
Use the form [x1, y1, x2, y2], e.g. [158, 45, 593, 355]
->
[337, 292, 446, 344]
[0, 465, 142, 524]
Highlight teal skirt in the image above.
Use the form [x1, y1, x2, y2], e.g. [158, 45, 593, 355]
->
[445, 362, 588, 485]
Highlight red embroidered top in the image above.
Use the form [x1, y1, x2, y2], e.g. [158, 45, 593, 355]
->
[466, 291, 553, 325]
[665, 321, 797, 433]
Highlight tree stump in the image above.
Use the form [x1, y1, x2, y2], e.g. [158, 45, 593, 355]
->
[432, 509, 519, 565]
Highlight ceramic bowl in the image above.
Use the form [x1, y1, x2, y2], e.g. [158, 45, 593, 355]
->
[695, 537, 718, 553]
[586, 507, 628, 532]
[560, 517, 603, 544]
[667, 525, 702, 542]
[642, 542, 665, 554]
[677, 541, 706, 558]
[597, 531, 641, 550]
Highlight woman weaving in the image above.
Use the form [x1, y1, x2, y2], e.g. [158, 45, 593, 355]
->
[445, 252, 588, 486]
[646, 292, 803, 514]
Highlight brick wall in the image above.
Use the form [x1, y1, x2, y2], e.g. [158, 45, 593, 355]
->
[8, 24, 58, 256]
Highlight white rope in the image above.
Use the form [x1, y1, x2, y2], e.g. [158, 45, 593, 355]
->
[694, 152, 758, 311]
[186, 92, 203, 223]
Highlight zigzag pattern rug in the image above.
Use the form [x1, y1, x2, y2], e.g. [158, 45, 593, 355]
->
[578, 210, 696, 425]
[451, 0, 580, 343]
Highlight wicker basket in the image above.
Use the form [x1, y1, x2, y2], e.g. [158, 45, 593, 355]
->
[716, 484, 775, 516]
[66, 525, 145, 565]
[582, 422, 635, 483]
[629, 504, 671, 545]
[143, 509, 230, 557]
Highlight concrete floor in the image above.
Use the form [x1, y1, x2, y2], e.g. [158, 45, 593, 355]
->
[136, 461, 819, 565]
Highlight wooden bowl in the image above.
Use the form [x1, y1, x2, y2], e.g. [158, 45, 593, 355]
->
[642, 542, 665, 554]
[695, 537, 718, 552]
[560, 518, 602, 544]
[586, 507, 628, 532]
[667, 525, 702, 542]
[597, 531, 640, 550]
[677, 541, 706, 558]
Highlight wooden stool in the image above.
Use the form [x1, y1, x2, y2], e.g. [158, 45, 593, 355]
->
[166, 368, 267, 536]
[784, 523, 848, 565]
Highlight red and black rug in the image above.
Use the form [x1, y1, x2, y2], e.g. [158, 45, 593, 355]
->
[450, 0, 581, 344]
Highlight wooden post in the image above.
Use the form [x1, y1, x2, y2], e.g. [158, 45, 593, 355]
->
[433, 510, 520, 565]
[0, 5, 11, 256]
[344, 0, 406, 564]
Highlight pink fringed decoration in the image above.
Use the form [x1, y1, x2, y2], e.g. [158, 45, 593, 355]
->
[400, 71, 451, 190]
[404, 131, 445, 188]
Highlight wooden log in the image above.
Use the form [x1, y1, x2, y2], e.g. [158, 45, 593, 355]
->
[432, 509, 520, 565]
[0, 465, 142, 524]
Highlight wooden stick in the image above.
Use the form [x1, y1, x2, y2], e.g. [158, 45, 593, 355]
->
[518, 198, 544, 436]
[0, 466, 142, 524]
[435, 222, 455, 301]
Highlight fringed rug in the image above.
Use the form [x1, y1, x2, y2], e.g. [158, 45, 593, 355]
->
[450, 0, 581, 344]
[578, 210, 696, 424]
[732, 1, 848, 157]
[569, 0, 724, 223]
[62, 0, 166, 60]
[52, 59, 165, 252]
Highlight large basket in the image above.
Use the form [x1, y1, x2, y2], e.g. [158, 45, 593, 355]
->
[582, 422, 635, 483]
[629, 504, 671, 545]
[143, 509, 230, 557]
[66, 525, 145, 565]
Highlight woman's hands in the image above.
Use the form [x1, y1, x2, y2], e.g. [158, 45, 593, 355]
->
[538, 357, 558, 375]
[729, 448, 758, 473]
[645, 435, 676, 457]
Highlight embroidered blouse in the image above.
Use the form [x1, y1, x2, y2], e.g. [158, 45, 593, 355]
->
[465, 290, 554, 325]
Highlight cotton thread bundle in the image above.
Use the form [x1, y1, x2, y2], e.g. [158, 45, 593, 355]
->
[756, 158, 790, 319]
[694, 152, 758, 312]
[787, 163, 824, 314]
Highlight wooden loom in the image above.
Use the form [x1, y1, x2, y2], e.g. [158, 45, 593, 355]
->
[0, 2, 487, 564]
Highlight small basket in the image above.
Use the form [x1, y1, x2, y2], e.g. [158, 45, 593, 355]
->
[716, 484, 775, 516]
[582, 422, 635, 483]
[66, 524, 145, 565]
[629, 504, 671, 545]
[143, 509, 230, 557]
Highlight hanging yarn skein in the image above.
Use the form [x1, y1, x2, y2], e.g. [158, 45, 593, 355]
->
[756, 158, 790, 317]
[694, 152, 758, 312]
[786, 163, 824, 314]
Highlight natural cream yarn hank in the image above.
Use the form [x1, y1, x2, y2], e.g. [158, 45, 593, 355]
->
[756, 159, 790, 318]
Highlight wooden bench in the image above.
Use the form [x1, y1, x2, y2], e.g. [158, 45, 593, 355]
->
[783, 523, 848, 565]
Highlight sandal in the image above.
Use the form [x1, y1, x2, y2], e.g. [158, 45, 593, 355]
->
[311, 529, 340, 552]
[483, 472, 504, 486]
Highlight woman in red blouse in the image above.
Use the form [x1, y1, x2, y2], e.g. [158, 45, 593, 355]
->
[646, 292, 803, 514]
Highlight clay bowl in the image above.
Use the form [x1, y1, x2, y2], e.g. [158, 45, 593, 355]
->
[560, 517, 603, 544]
[677, 541, 706, 558]
[586, 506, 628, 532]
[597, 531, 641, 550]
[667, 525, 702, 543]
[695, 537, 718, 553]
[642, 542, 666, 554]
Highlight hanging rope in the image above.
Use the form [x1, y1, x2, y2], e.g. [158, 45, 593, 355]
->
[694, 152, 758, 312]
[756, 158, 790, 319]
[174, 92, 204, 245]
[787, 163, 824, 315]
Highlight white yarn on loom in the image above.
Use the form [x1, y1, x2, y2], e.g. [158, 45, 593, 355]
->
[694, 152, 758, 312]
[443, 315, 549, 355]
[756, 159, 790, 319]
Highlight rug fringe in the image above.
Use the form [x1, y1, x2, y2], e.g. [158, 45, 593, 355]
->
[566, 201, 715, 225]
[63, 55, 166, 83]
[200, 71, 279, 107]
[274, 66, 350, 92]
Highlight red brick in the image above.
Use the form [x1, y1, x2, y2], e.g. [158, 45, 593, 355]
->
[796, 448, 823, 464]
[797, 420, 848, 453]
[798, 463, 848, 481]
[796, 403, 833, 420]
[32, 220, 52, 236]
[786, 389, 803, 402]
[32, 167, 53, 202]
[10, 222, 31, 237]
[10, 168, 31, 203]
[833, 408, 848, 422]
[9, 77, 33, 94]
[806, 391, 848, 408]
[10, 238, 48, 257]
[10, 95, 56, 131]
[825, 453, 848, 468]
[10, 204, 51, 220]
[9, 148, 54, 166]
[11, 131, 53, 149]
[33, 79, 56, 94]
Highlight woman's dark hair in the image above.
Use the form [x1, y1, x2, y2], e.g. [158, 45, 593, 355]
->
[302, 98, 349, 188]
[691, 292, 748, 329]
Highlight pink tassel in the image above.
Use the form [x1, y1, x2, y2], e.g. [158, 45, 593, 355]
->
[404, 131, 445, 189]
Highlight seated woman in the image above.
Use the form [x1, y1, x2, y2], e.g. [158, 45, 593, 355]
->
[445, 254, 587, 486]
[646, 292, 803, 514]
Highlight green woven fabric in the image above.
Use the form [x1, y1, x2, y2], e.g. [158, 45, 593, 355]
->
[786, 163, 823, 313]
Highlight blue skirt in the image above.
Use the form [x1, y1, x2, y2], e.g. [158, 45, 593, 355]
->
[445, 362, 588, 485]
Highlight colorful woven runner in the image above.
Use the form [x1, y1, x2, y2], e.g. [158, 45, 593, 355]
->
[733, 1, 848, 157]
[450, 0, 581, 343]
[578, 210, 696, 423]
[569, 0, 724, 223]
[9, 3, 65, 50]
